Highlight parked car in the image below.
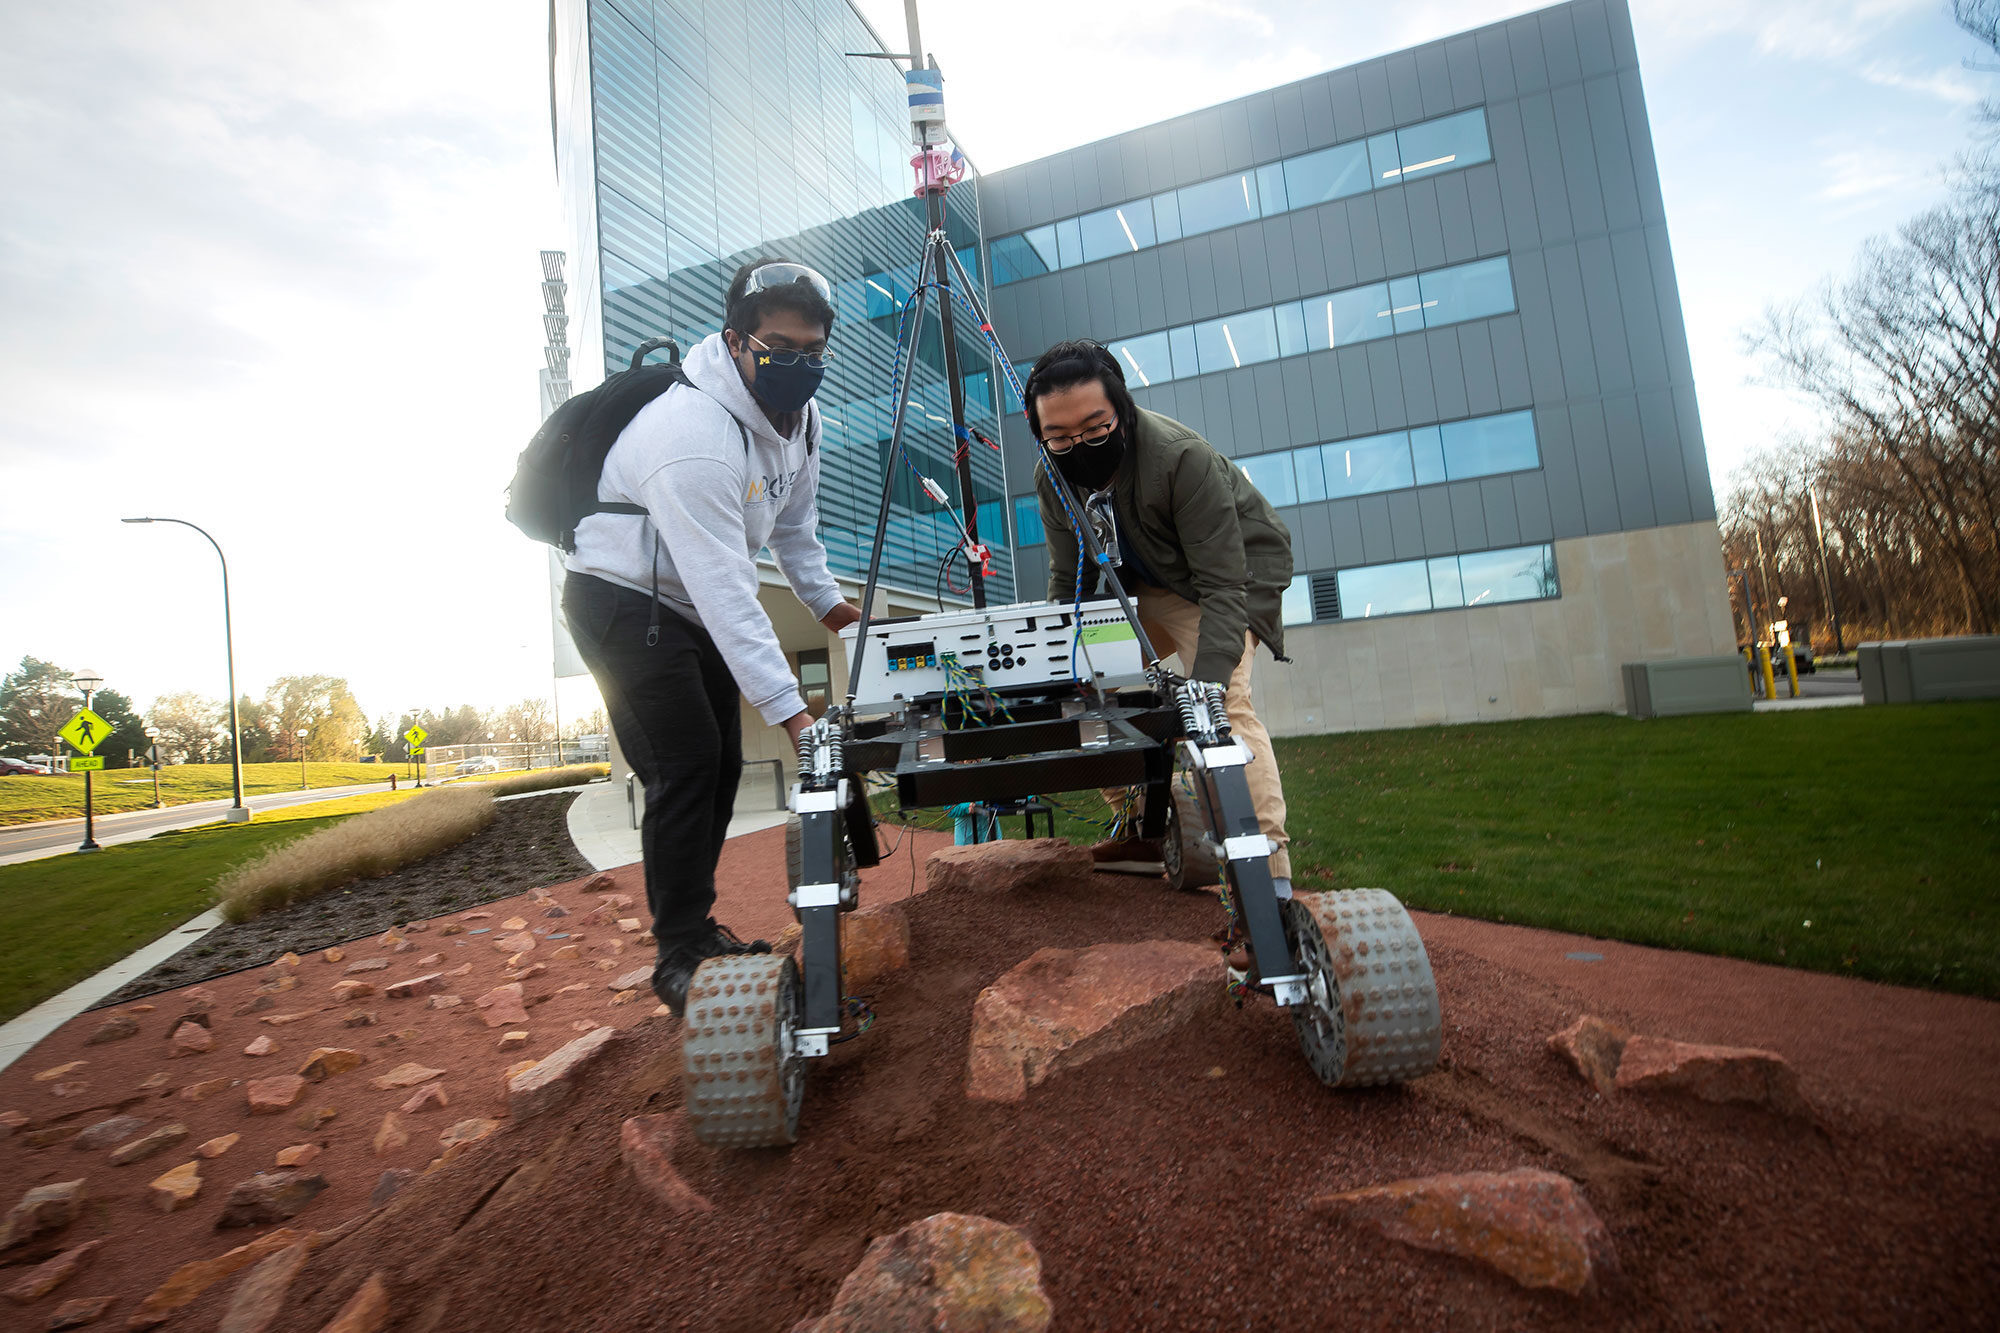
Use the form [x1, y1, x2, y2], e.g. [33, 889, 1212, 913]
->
[457, 756, 503, 775]
[0, 757, 52, 776]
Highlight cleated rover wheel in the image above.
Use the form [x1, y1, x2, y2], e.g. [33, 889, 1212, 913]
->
[1162, 785, 1224, 893]
[1281, 889, 1442, 1087]
[682, 953, 805, 1148]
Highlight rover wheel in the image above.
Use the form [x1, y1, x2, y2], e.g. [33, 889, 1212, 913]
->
[1281, 889, 1442, 1088]
[683, 953, 804, 1147]
[1162, 785, 1224, 893]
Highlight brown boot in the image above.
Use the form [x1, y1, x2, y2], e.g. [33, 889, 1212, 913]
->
[1090, 836, 1165, 876]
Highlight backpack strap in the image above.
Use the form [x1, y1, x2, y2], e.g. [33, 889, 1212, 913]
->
[582, 382, 746, 523]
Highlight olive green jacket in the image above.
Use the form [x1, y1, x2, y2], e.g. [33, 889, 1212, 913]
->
[1037, 409, 1293, 684]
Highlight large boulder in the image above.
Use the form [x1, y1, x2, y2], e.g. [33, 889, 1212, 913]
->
[0, 1180, 86, 1252]
[215, 1238, 313, 1333]
[842, 903, 912, 988]
[1547, 1015, 1630, 1095]
[966, 941, 1223, 1102]
[1311, 1167, 1615, 1295]
[792, 1212, 1052, 1332]
[127, 1228, 309, 1328]
[1614, 1035, 1813, 1119]
[925, 839, 1096, 897]
[510, 1025, 621, 1120]
[217, 1171, 328, 1228]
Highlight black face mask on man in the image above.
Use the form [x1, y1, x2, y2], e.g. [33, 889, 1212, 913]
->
[738, 335, 825, 414]
[1050, 423, 1126, 492]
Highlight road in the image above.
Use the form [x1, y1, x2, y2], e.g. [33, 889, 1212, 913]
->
[0, 782, 401, 866]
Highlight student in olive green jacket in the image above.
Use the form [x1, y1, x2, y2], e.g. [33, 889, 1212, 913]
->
[1028, 339, 1296, 892]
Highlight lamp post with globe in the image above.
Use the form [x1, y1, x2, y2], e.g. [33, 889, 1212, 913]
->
[144, 725, 163, 808]
[69, 667, 104, 852]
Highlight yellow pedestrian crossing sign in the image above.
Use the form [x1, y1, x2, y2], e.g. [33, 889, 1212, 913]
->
[70, 756, 105, 772]
[403, 724, 428, 749]
[59, 708, 111, 755]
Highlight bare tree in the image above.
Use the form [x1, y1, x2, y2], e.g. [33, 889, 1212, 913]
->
[148, 691, 225, 764]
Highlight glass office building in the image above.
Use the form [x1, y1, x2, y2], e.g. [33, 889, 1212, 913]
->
[551, 0, 1010, 603]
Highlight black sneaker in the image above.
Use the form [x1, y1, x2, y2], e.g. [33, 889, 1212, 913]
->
[652, 920, 772, 1016]
[690, 920, 771, 957]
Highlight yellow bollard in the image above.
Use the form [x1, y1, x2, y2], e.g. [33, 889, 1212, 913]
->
[1758, 643, 1777, 700]
[1784, 643, 1800, 698]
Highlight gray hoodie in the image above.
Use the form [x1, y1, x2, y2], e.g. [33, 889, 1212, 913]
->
[564, 332, 844, 726]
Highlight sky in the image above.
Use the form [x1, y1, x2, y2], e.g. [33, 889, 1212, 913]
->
[0, 0, 1989, 727]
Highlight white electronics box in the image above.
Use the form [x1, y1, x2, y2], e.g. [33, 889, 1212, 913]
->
[838, 598, 1147, 711]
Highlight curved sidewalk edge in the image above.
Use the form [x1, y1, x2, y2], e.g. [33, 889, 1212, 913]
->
[566, 775, 789, 873]
[0, 907, 225, 1076]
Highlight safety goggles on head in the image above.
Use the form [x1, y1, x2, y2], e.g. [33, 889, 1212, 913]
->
[1039, 419, 1118, 453]
[742, 261, 834, 305]
[746, 333, 835, 369]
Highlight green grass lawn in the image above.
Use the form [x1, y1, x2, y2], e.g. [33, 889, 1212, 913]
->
[897, 702, 2000, 1000]
[0, 787, 422, 1022]
[0, 761, 403, 826]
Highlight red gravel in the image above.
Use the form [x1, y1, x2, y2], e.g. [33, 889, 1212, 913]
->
[5, 829, 1997, 1331]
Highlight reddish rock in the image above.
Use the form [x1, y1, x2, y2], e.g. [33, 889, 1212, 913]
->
[243, 1036, 279, 1058]
[372, 1113, 409, 1156]
[246, 1075, 307, 1114]
[331, 980, 376, 1003]
[1548, 1015, 1630, 1095]
[323, 947, 345, 963]
[610, 965, 651, 992]
[125, 1227, 307, 1325]
[148, 1160, 203, 1213]
[597, 892, 635, 910]
[182, 986, 220, 1012]
[926, 837, 1095, 896]
[297, 1106, 339, 1131]
[416, 952, 442, 966]
[275, 1143, 321, 1168]
[217, 1172, 328, 1228]
[168, 1010, 211, 1031]
[48, 1294, 114, 1329]
[298, 1048, 365, 1081]
[384, 973, 445, 1000]
[399, 1082, 448, 1114]
[109, 1124, 188, 1165]
[234, 994, 277, 1017]
[344, 958, 389, 974]
[260, 1011, 315, 1026]
[586, 938, 625, 958]
[168, 1022, 213, 1057]
[51, 1081, 90, 1098]
[179, 1076, 236, 1102]
[1, 1237, 100, 1303]
[197, 1132, 241, 1158]
[428, 995, 463, 1010]
[495, 931, 536, 955]
[620, 1115, 711, 1215]
[616, 917, 642, 933]
[584, 872, 617, 893]
[22, 1125, 85, 1148]
[475, 983, 530, 1029]
[368, 1062, 445, 1091]
[320, 1271, 391, 1333]
[552, 944, 582, 961]
[369, 1169, 415, 1208]
[271, 952, 301, 972]
[1311, 1167, 1615, 1295]
[842, 904, 911, 987]
[344, 1010, 379, 1028]
[136, 1072, 170, 1090]
[795, 1212, 1052, 1333]
[966, 941, 1223, 1102]
[610, 989, 637, 1005]
[86, 1014, 139, 1044]
[1614, 1035, 1814, 1118]
[255, 975, 298, 995]
[543, 904, 571, 919]
[498, 1031, 529, 1050]
[216, 1238, 312, 1333]
[0, 1109, 26, 1136]
[71, 1114, 146, 1152]
[0, 1180, 85, 1252]
[438, 1117, 499, 1149]
[444, 962, 473, 977]
[774, 922, 803, 956]
[509, 1025, 620, 1120]
[501, 916, 529, 931]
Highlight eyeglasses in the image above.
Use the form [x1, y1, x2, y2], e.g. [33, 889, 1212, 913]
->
[1039, 420, 1118, 452]
[747, 333, 835, 369]
[742, 261, 834, 304]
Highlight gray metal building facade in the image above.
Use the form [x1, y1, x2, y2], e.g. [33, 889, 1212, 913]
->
[978, 0, 1736, 732]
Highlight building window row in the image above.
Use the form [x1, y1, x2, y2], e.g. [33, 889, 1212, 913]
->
[989, 107, 1491, 285]
[1008, 254, 1515, 400]
[1280, 543, 1561, 625]
[1238, 409, 1540, 508]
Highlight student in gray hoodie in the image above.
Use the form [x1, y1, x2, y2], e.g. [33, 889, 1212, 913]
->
[562, 259, 860, 1014]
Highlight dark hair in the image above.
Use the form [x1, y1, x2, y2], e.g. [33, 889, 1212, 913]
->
[1024, 339, 1137, 443]
[724, 257, 836, 340]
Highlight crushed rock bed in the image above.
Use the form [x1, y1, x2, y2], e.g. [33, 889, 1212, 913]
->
[142, 864, 2000, 1330]
[94, 792, 594, 1008]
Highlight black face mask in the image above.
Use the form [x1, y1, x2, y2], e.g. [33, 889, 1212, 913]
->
[1051, 425, 1125, 491]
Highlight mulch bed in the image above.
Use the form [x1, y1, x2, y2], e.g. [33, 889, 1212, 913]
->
[93, 792, 594, 1009]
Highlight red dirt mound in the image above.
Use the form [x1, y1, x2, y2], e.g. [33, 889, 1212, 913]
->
[152, 866, 2000, 1331]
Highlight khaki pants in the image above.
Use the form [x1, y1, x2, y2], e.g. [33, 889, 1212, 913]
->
[1109, 585, 1292, 881]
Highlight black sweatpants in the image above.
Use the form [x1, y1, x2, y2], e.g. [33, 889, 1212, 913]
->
[562, 572, 742, 954]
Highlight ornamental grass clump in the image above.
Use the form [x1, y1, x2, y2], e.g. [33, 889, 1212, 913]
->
[215, 784, 495, 923]
[484, 764, 609, 796]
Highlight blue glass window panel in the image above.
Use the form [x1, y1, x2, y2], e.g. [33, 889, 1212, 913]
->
[1023, 225, 1060, 272]
[1176, 172, 1258, 236]
[1420, 256, 1515, 327]
[1392, 109, 1491, 184]
[990, 233, 1052, 286]
[1013, 495, 1045, 547]
[1238, 452, 1297, 507]
[1459, 544, 1559, 606]
[1441, 410, 1539, 478]
[1078, 201, 1155, 262]
[1306, 283, 1391, 350]
[1168, 326, 1199, 379]
[1338, 560, 1433, 618]
[1367, 132, 1403, 186]
[1387, 274, 1427, 334]
[963, 370, 993, 414]
[1281, 574, 1313, 627]
[1322, 431, 1415, 499]
[860, 270, 901, 319]
[1192, 308, 1277, 372]
[1409, 425, 1447, 485]
[1283, 141, 1370, 206]
[1110, 331, 1173, 388]
[1254, 162, 1288, 216]
[1275, 301, 1309, 358]
[976, 501, 1004, 544]
[1427, 556, 1464, 608]
[1292, 439, 1328, 502]
[1054, 216, 1083, 268]
[1152, 190, 1182, 242]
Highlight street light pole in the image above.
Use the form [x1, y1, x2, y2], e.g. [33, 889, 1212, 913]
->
[144, 725, 163, 809]
[296, 726, 310, 791]
[122, 517, 251, 823]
